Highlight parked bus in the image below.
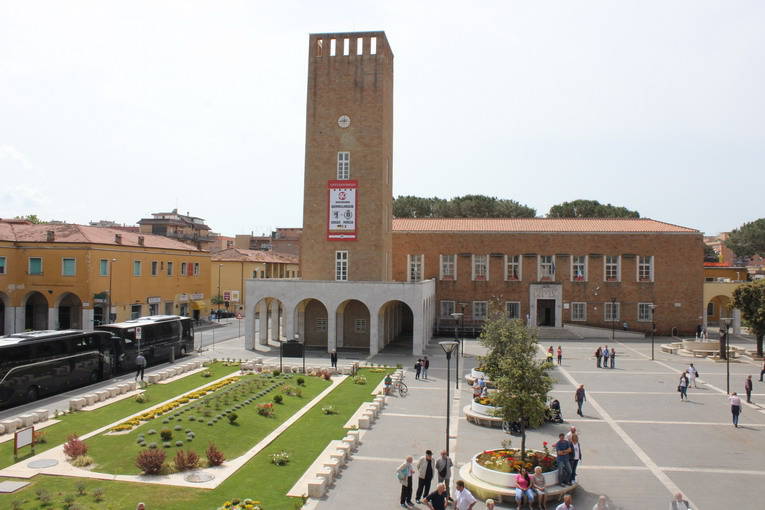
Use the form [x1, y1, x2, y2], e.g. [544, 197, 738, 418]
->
[96, 315, 194, 372]
[0, 330, 114, 408]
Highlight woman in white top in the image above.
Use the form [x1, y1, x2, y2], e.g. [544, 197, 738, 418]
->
[729, 392, 742, 428]
[570, 433, 582, 483]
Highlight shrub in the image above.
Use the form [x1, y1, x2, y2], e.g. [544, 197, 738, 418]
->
[174, 425, 182, 431]
[76, 482, 86, 495]
[201, 370, 212, 378]
[148, 442, 158, 449]
[257, 402, 274, 417]
[272, 369, 281, 376]
[321, 405, 338, 415]
[63, 435, 88, 459]
[206, 443, 226, 466]
[163, 442, 172, 448]
[273, 394, 283, 404]
[71, 455, 94, 467]
[92, 488, 104, 502]
[228, 412, 238, 424]
[176, 440, 184, 447]
[353, 375, 367, 385]
[270, 450, 290, 466]
[160, 429, 173, 441]
[174, 449, 199, 471]
[136, 449, 166, 474]
[33, 430, 47, 444]
[296, 377, 305, 386]
[135, 392, 149, 403]
[147, 429, 157, 435]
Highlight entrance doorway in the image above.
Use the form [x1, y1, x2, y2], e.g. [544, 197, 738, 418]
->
[537, 299, 555, 326]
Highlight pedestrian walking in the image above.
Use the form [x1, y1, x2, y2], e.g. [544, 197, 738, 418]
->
[453, 480, 477, 510]
[554, 433, 573, 486]
[330, 350, 338, 369]
[686, 364, 698, 388]
[575, 385, 586, 416]
[595, 346, 602, 368]
[135, 352, 147, 381]
[557, 346, 563, 365]
[414, 359, 422, 380]
[570, 434, 582, 483]
[609, 347, 615, 369]
[670, 492, 691, 509]
[601, 345, 609, 369]
[422, 356, 430, 380]
[555, 494, 575, 510]
[435, 451, 453, 499]
[678, 373, 689, 401]
[745, 375, 753, 403]
[546, 347, 554, 364]
[395, 456, 416, 508]
[760, 359, 765, 382]
[415, 450, 436, 503]
[729, 392, 742, 428]
[565, 426, 577, 442]
[424, 483, 448, 510]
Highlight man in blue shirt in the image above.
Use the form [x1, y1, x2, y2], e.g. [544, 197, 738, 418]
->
[554, 433, 573, 486]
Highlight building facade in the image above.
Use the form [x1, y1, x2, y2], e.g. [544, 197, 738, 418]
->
[138, 209, 214, 251]
[0, 221, 210, 335]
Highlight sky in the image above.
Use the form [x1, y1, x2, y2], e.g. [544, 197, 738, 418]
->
[1, 1, 763, 237]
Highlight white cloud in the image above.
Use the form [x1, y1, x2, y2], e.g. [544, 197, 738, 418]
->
[0, 144, 32, 169]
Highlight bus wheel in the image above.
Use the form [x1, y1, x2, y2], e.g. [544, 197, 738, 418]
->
[27, 386, 39, 402]
[180, 346, 187, 357]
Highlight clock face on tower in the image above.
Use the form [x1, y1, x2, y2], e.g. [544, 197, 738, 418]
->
[337, 115, 351, 128]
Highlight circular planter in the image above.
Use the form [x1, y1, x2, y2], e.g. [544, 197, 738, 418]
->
[471, 368, 487, 381]
[471, 450, 558, 488]
[470, 400, 502, 417]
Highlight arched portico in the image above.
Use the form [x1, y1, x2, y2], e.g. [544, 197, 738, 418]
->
[24, 291, 49, 331]
[377, 300, 414, 352]
[56, 292, 83, 330]
[336, 299, 371, 351]
[252, 297, 285, 346]
[295, 298, 328, 348]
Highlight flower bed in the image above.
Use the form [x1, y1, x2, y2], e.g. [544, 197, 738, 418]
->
[470, 399, 501, 417]
[216, 498, 263, 509]
[472, 448, 558, 488]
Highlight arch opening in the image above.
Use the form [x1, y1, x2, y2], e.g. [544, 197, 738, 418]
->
[295, 298, 328, 348]
[337, 299, 371, 351]
[378, 300, 414, 354]
[24, 291, 49, 330]
[57, 292, 83, 330]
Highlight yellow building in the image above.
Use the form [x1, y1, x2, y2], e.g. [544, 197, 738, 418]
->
[0, 220, 211, 334]
[703, 263, 749, 331]
[211, 248, 299, 313]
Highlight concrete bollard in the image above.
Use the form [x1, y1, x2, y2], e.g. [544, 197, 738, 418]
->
[95, 390, 110, 401]
[69, 398, 86, 412]
[0, 418, 22, 433]
[105, 387, 119, 398]
[33, 409, 49, 422]
[323, 457, 341, 476]
[358, 415, 371, 429]
[306, 478, 327, 498]
[317, 465, 334, 483]
[19, 414, 36, 427]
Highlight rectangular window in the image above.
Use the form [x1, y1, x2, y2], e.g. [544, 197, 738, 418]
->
[440, 300, 455, 318]
[62, 257, 76, 276]
[354, 318, 367, 333]
[440, 254, 456, 280]
[130, 304, 142, 319]
[506, 301, 521, 320]
[133, 260, 142, 276]
[638, 302, 653, 322]
[707, 302, 714, 317]
[151, 261, 159, 276]
[539, 255, 555, 280]
[505, 255, 521, 281]
[181, 262, 187, 276]
[167, 261, 174, 276]
[0, 256, 5, 274]
[335, 251, 348, 281]
[473, 301, 488, 320]
[337, 152, 350, 179]
[572, 302, 586, 321]
[605, 255, 620, 281]
[28, 257, 43, 275]
[572, 255, 587, 281]
[408, 254, 423, 282]
[472, 254, 488, 281]
[638, 256, 653, 281]
[605, 301, 620, 322]
[193, 263, 200, 276]
[316, 317, 328, 332]
[99, 259, 109, 276]
[252, 270, 258, 278]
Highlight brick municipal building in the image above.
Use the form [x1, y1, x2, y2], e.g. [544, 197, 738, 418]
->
[245, 31, 704, 355]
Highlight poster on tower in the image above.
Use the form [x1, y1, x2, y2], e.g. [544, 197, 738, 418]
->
[327, 179, 358, 240]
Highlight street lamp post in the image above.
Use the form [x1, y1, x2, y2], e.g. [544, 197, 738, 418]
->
[107, 258, 117, 324]
[650, 304, 657, 361]
[450, 312, 463, 390]
[721, 317, 732, 393]
[439, 340, 459, 457]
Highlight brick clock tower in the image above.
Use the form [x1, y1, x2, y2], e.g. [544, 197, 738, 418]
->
[300, 31, 394, 282]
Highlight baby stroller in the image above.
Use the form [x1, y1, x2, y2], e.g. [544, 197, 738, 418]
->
[545, 399, 564, 423]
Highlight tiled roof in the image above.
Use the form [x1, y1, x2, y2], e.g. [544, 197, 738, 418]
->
[212, 248, 299, 264]
[0, 223, 202, 251]
[391, 218, 698, 233]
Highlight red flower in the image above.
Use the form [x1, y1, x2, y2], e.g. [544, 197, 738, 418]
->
[543, 441, 548, 446]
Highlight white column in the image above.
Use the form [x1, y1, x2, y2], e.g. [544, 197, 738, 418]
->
[369, 308, 379, 356]
[3, 304, 13, 335]
[12, 307, 24, 334]
[297, 304, 305, 340]
[258, 300, 269, 345]
[327, 307, 337, 353]
[284, 304, 294, 341]
[412, 304, 424, 356]
[733, 308, 742, 335]
[245, 304, 255, 349]
[336, 307, 345, 348]
[82, 309, 94, 332]
[48, 307, 58, 331]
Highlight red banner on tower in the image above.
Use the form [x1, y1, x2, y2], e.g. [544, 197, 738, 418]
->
[327, 180, 358, 240]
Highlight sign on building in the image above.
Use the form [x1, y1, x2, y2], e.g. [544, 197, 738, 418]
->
[327, 179, 358, 240]
[223, 291, 231, 302]
[230, 290, 240, 302]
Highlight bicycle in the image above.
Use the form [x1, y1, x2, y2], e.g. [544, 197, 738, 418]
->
[393, 380, 408, 397]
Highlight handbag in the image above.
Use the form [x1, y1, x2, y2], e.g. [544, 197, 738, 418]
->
[677, 385, 682, 392]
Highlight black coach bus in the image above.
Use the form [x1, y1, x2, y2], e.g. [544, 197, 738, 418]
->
[96, 315, 194, 372]
[0, 329, 114, 408]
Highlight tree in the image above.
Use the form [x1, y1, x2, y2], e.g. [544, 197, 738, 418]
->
[547, 200, 640, 218]
[703, 244, 720, 263]
[725, 218, 765, 258]
[732, 279, 765, 357]
[392, 195, 536, 218]
[14, 214, 44, 223]
[479, 301, 553, 459]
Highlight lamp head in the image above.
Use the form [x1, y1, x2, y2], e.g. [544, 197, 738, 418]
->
[439, 340, 459, 356]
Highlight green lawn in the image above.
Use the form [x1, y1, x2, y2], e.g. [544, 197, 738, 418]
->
[0, 362, 240, 469]
[87, 374, 329, 474]
[0, 368, 390, 510]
